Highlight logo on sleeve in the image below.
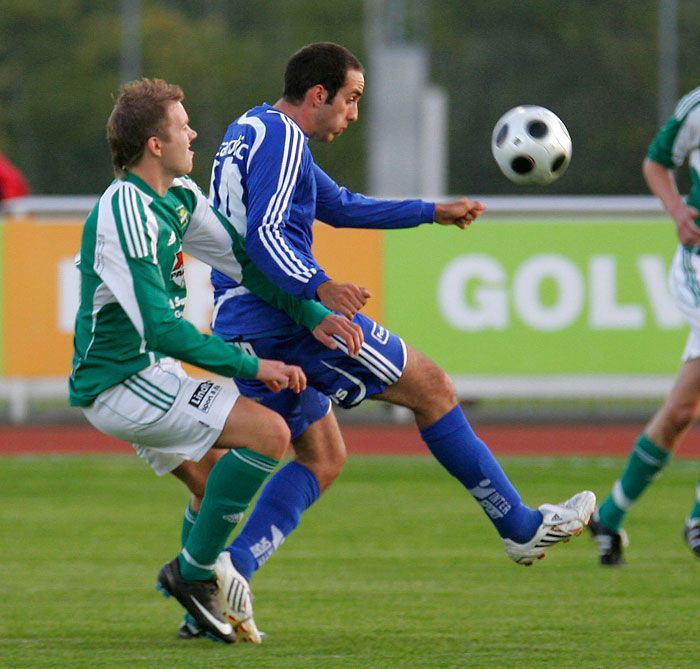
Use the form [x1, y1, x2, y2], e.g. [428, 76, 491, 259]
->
[188, 381, 222, 413]
[175, 204, 190, 228]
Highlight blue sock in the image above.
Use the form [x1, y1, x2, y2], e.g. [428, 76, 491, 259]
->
[420, 406, 541, 542]
[226, 461, 321, 582]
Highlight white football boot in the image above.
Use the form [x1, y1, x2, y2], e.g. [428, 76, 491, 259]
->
[503, 490, 596, 566]
[215, 551, 263, 643]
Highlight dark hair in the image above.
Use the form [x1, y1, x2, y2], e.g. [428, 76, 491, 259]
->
[106, 78, 184, 178]
[283, 42, 363, 104]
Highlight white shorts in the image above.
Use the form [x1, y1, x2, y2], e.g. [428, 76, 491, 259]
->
[82, 358, 239, 475]
[670, 245, 700, 361]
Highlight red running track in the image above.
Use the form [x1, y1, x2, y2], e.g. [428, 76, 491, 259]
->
[2, 423, 700, 458]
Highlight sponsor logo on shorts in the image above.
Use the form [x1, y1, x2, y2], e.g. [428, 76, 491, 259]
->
[188, 381, 221, 413]
[370, 322, 390, 345]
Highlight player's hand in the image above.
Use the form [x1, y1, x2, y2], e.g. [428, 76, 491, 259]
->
[434, 198, 487, 229]
[316, 279, 371, 319]
[312, 314, 364, 356]
[255, 359, 307, 394]
[671, 202, 700, 246]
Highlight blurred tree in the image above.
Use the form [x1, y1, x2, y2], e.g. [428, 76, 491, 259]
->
[0, 0, 367, 194]
[1, 0, 699, 196]
[431, 0, 700, 195]
[0, 0, 118, 194]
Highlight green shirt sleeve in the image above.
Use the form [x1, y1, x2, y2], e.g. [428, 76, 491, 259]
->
[647, 117, 681, 168]
[232, 233, 332, 331]
[127, 254, 261, 379]
[179, 185, 333, 332]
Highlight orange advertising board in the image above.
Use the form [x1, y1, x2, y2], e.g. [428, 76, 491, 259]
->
[3, 217, 83, 376]
[0, 216, 384, 377]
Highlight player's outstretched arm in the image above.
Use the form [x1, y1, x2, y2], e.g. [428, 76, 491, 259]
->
[256, 359, 307, 394]
[316, 278, 371, 319]
[434, 198, 487, 229]
[312, 314, 364, 356]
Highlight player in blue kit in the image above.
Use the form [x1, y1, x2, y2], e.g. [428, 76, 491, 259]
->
[200, 42, 595, 636]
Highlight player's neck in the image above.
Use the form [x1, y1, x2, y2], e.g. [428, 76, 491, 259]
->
[128, 161, 174, 197]
[274, 98, 311, 136]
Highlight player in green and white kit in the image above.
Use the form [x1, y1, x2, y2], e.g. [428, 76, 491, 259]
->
[589, 85, 700, 564]
[69, 78, 361, 641]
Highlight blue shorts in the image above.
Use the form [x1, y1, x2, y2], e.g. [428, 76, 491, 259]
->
[231, 312, 407, 439]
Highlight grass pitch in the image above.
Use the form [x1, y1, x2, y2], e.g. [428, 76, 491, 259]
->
[1, 453, 699, 668]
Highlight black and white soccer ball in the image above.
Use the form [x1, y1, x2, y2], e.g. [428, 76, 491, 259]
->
[491, 105, 572, 185]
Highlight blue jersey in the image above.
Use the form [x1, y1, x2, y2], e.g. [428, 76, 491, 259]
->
[209, 103, 436, 339]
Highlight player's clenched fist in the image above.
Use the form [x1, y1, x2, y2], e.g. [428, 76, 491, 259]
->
[434, 197, 486, 229]
[671, 203, 700, 246]
[316, 279, 371, 319]
[256, 359, 307, 394]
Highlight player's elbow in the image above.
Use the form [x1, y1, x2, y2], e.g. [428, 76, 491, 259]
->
[642, 157, 665, 185]
[143, 322, 181, 357]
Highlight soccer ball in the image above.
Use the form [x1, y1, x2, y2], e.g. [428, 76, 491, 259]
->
[491, 105, 572, 185]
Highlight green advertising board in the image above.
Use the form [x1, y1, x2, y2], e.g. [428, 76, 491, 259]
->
[384, 216, 686, 375]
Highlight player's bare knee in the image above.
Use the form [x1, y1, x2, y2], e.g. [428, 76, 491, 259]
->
[247, 414, 290, 460]
[666, 402, 700, 433]
[418, 362, 457, 410]
[436, 368, 458, 405]
[312, 454, 345, 491]
[326, 446, 346, 478]
[383, 355, 457, 422]
[294, 442, 345, 491]
[266, 415, 291, 460]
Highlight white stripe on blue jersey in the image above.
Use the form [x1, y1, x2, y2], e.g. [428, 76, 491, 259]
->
[258, 114, 316, 283]
[239, 113, 266, 169]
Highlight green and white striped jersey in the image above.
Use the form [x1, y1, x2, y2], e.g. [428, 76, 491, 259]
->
[69, 172, 330, 406]
[648, 85, 700, 211]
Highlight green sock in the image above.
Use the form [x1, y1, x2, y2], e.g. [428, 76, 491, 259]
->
[178, 448, 278, 580]
[690, 483, 700, 520]
[181, 502, 198, 547]
[598, 434, 671, 532]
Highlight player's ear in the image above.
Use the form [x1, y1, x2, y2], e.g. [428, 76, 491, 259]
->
[308, 84, 328, 107]
[145, 135, 162, 158]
